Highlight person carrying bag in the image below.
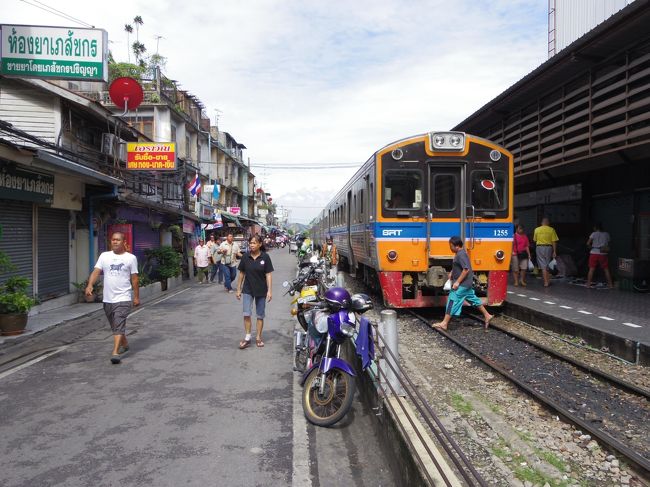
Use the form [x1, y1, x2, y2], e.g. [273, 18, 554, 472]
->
[511, 224, 531, 287]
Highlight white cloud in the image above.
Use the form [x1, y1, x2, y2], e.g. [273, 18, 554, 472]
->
[5, 0, 548, 223]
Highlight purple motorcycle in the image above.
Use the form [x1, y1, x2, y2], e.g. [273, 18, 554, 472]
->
[297, 287, 374, 427]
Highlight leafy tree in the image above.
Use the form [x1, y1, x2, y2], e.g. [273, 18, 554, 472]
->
[133, 16, 143, 42]
[124, 24, 133, 62]
[132, 41, 147, 65]
[108, 60, 146, 82]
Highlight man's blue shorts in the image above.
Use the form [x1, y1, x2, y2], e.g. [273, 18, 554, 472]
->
[242, 293, 266, 319]
[445, 286, 482, 316]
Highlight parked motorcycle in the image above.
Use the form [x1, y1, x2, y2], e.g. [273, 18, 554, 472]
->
[286, 286, 374, 427]
[285, 258, 329, 331]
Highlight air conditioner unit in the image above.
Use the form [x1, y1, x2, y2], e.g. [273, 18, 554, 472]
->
[101, 133, 117, 156]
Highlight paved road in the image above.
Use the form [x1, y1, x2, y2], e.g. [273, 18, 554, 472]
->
[0, 250, 395, 487]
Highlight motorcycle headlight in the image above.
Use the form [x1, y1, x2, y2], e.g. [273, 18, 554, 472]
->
[341, 323, 355, 337]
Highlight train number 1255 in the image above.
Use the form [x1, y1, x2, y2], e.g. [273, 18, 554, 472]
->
[493, 229, 509, 237]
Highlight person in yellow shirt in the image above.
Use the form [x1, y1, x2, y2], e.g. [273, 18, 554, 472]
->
[533, 217, 559, 288]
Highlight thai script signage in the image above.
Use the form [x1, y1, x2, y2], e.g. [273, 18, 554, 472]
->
[0, 24, 108, 82]
[126, 142, 176, 170]
[0, 160, 54, 204]
[200, 204, 214, 219]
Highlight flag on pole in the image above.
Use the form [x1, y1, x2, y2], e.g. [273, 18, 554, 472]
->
[187, 173, 201, 196]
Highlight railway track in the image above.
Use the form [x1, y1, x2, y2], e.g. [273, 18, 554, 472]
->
[408, 309, 650, 478]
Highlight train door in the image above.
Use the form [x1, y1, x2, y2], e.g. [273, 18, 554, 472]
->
[427, 164, 466, 256]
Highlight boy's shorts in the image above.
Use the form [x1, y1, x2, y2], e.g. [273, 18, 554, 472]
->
[445, 286, 482, 316]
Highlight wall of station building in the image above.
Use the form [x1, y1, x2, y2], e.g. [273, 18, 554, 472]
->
[514, 155, 650, 275]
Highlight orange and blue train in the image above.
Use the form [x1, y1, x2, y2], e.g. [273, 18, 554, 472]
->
[311, 131, 513, 308]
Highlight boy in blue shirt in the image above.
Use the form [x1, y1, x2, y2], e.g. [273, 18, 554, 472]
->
[432, 236, 493, 331]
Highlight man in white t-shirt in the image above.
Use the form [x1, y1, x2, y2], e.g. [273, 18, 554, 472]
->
[86, 232, 139, 364]
[194, 237, 211, 284]
[217, 233, 242, 293]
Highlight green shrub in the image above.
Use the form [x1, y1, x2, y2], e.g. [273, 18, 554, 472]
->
[145, 246, 182, 280]
[0, 276, 37, 314]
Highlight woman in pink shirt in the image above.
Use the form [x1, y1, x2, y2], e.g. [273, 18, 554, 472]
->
[512, 224, 531, 286]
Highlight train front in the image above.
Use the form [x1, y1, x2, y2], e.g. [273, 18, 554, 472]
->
[376, 131, 513, 308]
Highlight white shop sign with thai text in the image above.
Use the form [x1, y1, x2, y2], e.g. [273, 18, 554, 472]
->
[0, 24, 108, 81]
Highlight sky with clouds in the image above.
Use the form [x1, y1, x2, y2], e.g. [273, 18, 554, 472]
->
[7, 0, 549, 223]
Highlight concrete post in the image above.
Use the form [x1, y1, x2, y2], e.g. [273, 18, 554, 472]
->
[379, 309, 404, 395]
[336, 271, 345, 287]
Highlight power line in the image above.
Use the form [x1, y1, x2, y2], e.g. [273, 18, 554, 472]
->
[19, 0, 94, 27]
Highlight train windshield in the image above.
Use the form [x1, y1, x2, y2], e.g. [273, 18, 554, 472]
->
[470, 170, 507, 210]
[383, 170, 423, 210]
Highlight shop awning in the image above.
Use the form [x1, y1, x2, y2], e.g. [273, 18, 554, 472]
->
[220, 212, 242, 228]
[237, 215, 263, 225]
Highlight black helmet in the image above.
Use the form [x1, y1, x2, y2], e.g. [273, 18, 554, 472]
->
[350, 293, 373, 313]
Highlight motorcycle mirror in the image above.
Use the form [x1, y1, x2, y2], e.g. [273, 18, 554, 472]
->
[282, 281, 289, 288]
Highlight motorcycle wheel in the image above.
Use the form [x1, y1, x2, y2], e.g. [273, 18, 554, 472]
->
[302, 368, 355, 427]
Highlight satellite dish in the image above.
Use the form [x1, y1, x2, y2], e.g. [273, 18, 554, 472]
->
[109, 77, 144, 115]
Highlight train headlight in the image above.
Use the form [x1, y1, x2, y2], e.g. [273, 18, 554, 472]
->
[387, 250, 398, 261]
[429, 131, 466, 151]
[495, 250, 505, 261]
[433, 135, 446, 147]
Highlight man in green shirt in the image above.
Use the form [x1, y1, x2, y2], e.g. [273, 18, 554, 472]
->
[533, 218, 559, 288]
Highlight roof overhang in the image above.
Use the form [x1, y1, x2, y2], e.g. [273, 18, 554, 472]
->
[454, 0, 650, 133]
[35, 150, 123, 186]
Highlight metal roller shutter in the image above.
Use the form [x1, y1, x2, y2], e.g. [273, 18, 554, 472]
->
[37, 207, 69, 300]
[132, 223, 160, 263]
[0, 200, 34, 294]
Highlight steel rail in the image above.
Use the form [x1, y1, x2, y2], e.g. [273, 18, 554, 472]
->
[471, 315, 650, 399]
[374, 325, 489, 487]
[408, 310, 650, 477]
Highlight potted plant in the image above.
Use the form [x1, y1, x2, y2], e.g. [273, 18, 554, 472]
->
[72, 279, 103, 303]
[144, 246, 182, 291]
[0, 276, 37, 335]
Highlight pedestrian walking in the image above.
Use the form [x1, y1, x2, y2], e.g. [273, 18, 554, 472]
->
[236, 235, 274, 349]
[511, 224, 531, 286]
[206, 234, 217, 282]
[193, 237, 210, 284]
[85, 232, 139, 364]
[586, 223, 614, 288]
[432, 236, 493, 331]
[322, 235, 338, 279]
[218, 233, 242, 293]
[207, 235, 222, 283]
[533, 217, 559, 287]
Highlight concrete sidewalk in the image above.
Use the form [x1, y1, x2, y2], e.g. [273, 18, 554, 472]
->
[504, 273, 650, 363]
[0, 275, 187, 347]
